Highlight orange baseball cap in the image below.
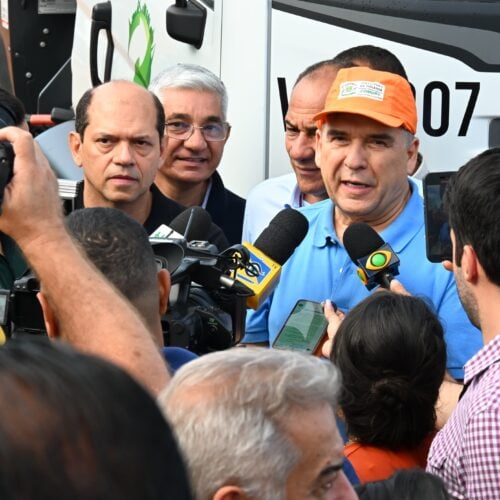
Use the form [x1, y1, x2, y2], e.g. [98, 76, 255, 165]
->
[313, 67, 417, 134]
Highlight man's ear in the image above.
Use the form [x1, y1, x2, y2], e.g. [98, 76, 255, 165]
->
[406, 136, 420, 176]
[158, 133, 168, 165]
[213, 485, 248, 500]
[223, 124, 231, 146]
[461, 244, 479, 284]
[315, 127, 323, 170]
[69, 131, 84, 168]
[158, 269, 171, 315]
[37, 291, 59, 339]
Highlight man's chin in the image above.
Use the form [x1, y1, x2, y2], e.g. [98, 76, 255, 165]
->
[105, 190, 144, 206]
[296, 182, 328, 200]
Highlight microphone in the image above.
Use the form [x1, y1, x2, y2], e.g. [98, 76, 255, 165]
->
[237, 208, 309, 309]
[169, 206, 212, 242]
[149, 207, 217, 275]
[343, 223, 400, 290]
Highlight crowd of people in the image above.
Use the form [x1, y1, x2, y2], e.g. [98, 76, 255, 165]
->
[0, 43, 497, 499]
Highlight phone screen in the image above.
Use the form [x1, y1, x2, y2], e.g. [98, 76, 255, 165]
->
[273, 300, 328, 354]
[423, 172, 454, 263]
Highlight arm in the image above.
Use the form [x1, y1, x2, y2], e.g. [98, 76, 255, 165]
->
[463, 408, 500, 498]
[242, 294, 273, 345]
[435, 374, 462, 429]
[0, 128, 170, 395]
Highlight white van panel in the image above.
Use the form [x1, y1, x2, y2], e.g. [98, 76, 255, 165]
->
[269, 7, 500, 178]
[70, 0, 500, 196]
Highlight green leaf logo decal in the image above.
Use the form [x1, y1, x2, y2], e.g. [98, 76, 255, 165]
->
[128, 1, 155, 87]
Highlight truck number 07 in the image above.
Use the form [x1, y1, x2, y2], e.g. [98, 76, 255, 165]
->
[422, 81, 480, 137]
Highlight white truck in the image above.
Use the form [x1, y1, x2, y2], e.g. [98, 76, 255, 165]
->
[5, 0, 500, 195]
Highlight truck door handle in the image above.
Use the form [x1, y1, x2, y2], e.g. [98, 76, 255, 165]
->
[90, 1, 114, 86]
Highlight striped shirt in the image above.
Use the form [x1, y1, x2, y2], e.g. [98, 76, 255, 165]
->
[427, 334, 500, 499]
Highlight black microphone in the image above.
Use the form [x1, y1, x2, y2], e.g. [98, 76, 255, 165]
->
[343, 223, 400, 290]
[169, 206, 220, 256]
[237, 208, 309, 308]
[169, 206, 212, 242]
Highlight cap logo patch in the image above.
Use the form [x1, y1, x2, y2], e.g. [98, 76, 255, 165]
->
[338, 81, 385, 101]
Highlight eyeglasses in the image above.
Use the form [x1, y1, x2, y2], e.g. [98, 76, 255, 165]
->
[165, 121, 230, 142]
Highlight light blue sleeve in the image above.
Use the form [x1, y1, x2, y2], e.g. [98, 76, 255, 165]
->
[242, 293, 273, 345]
[435, 273, 483, 380]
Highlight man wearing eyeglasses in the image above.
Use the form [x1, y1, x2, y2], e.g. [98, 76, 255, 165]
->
[150, 64, 245, 245]
[68, 80, 228, 250]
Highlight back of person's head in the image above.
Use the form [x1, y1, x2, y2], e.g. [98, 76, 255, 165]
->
[332, 292, 446, 450]
[149, 63, 228, 120]
[66, 207, 160, 327]
[294, 59, 340, 86]
[356, 469, 450, 500]
[445, 147, 500, 286]
[0, 338, 192, 500]
[159, 347, 340, 500]
[332, 45, 408, 79]
[0, 88, 26, 128]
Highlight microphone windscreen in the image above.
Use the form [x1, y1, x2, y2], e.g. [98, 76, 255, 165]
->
[169, 206, 212, 241]
[254, 208, 309, 264]
[343, 223, 384, 263]
[151, 241, 184, 273]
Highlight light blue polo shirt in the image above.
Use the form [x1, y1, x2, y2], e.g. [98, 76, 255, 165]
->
[244, 180, 482, 380]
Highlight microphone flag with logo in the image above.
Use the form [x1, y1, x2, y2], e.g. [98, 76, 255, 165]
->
[237, 208, 309, 309]
[343, 222, 400, 290]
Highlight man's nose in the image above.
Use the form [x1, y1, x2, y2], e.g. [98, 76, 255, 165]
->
[114, 141, 134, 164]
[343, 142, 367, 169]
[183, 126, 207, 150]
[289, 133, 315, 162]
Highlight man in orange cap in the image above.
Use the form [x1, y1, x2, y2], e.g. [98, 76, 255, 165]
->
[244, 67, 482, 386]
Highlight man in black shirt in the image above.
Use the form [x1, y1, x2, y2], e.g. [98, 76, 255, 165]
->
[149, 64, 245, 245]
[69, 80, 228, 250]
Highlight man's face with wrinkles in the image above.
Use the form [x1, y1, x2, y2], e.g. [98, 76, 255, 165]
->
[70, 81, 164, 209]
[285, 66, 338, 204]
[284, 403, 357, 500]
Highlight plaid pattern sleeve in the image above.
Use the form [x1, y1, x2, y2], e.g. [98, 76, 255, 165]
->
[463, 405, 500, 498]
[427, 335, 500, 499]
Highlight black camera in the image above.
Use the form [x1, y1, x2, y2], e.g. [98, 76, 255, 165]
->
[0, 273, 46, 336]
[157, 241, 250, 355]
[0, 141, 14, 209]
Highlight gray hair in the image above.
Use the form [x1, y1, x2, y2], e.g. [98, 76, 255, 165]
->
[149, 63, 228, 120]
[159, 348, 340, 500]
[402, 129, 416, 147]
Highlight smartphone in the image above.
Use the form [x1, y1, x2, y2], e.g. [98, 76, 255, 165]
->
[423, 172, 454, 263]
[273, 299, 328, 355]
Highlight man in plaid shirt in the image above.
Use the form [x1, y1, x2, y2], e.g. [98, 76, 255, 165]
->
[427, 148, 500, 498]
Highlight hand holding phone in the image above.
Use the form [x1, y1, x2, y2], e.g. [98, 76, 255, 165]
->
[273, 299, 335, 356]
[423, 172, 454, 263]
[321, 300, 345, 358]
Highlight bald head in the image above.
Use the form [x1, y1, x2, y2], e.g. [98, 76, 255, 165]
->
[74, 80, 165, 141]
[291, 64, 340, 114]
[285, 63, 340, 204]
[70, 80, 167, 216]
